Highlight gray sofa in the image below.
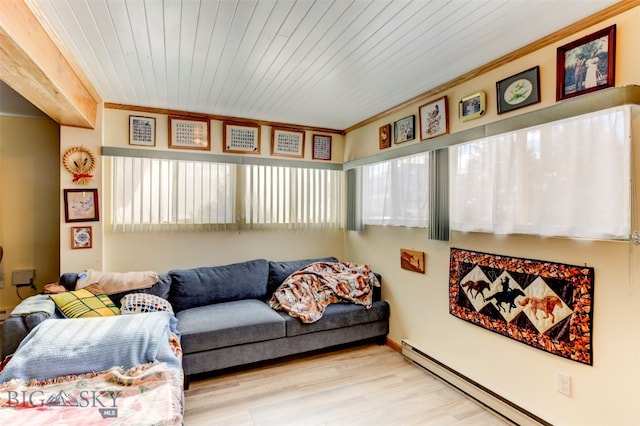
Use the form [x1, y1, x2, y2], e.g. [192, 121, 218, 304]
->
[3, 256, 390, 384]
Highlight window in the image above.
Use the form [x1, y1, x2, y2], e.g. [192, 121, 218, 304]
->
[449, 106, 631, 239]
[362, 152, 429, 227]
[111, 157, 235, 231]
[241, 165, 344, 229]
[110, 157, 343, 231]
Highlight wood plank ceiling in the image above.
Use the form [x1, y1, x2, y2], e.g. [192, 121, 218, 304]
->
[27, 0, 623, 130]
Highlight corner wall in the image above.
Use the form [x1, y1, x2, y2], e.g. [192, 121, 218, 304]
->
[344, 8, 640, 426]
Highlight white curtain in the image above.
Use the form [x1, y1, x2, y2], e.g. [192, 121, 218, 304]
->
[449, 106, 631, 239]
[362, 152, 429, 227]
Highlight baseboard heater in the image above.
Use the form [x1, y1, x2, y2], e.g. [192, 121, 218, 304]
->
[401, 339, 551, 426]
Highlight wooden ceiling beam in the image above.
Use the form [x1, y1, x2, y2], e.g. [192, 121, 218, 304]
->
[0, 0, 98, 128]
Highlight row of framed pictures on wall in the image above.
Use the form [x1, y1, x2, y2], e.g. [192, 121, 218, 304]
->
[379, 24, 616, 149]
[129, 116, 333, 161]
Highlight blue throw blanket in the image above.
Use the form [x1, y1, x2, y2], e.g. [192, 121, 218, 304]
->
[0, 312, 181, 382]
[9, 295, 55, 317]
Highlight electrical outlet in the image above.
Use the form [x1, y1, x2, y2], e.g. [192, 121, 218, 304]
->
[557, 372, 571, 397]
[12, 269, 34, 286]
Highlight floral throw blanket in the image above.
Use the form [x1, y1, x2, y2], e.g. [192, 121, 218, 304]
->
[269, 261, 379, 323]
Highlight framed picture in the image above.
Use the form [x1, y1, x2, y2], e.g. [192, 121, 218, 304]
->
[379, 124, 391, 149]
[312, 134, 332, 160]
[496, 66, 541, 114]
[400, 249, 426, 274]
[224, 121, 261, 154]
[419, 96, 448, 140]
[129, 115, 155, 146]
[71, 226, 92, 249]
[556, 25, 616, 101]
[272, 127, 305, 158]
[169, 116, 210, 150]
[459, 91, 486, 122]
[64, 189, 99, 222]
[394, 116, 415, 144]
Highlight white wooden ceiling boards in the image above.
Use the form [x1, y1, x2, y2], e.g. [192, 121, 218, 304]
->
[29, 0, 621, 130]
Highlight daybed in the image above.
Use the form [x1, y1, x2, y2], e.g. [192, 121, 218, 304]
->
[2, 256, 390, 390]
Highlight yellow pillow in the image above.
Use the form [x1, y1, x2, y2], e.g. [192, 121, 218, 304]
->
[50, 288, 120, 318]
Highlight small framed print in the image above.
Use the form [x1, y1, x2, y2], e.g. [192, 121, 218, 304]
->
[129, 115, 156, 146]
[224, 121, 261, 154]
[312, 134, 332, 160]
[272, 127, 305, 158]
[419, 96, 449, 140]
[169, 116, 210, 150]
[64, 189, 99, 222]
[459, 91, 486, 122]
[400, 248, 426, 274]
[497, 66, 541, 114]
[394, 115, 415, 144]
[71, 226, 92, 249]
[556, 24, 616, 101]
[379, 124, 391, 149]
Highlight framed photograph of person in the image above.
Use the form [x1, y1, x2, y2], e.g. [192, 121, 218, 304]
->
[393, 115, 415, 144]
[496, 66, 541, 114]
[419, 97, 448, 140]
[459, 91, 486, 122]
[556, 25, 616, 101]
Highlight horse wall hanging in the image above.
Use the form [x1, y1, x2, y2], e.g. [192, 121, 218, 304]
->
[449, 248, 594, 365]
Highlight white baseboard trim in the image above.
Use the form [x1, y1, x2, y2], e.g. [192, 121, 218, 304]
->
[401, 339, 550, 426]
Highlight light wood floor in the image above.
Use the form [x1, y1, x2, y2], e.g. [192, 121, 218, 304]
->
[183, 343, 513, 426]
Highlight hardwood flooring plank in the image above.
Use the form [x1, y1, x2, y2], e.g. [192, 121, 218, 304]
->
[183, 344, 513, 426]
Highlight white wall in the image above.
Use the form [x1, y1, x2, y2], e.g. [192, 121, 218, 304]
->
[344, 8, 640, 426]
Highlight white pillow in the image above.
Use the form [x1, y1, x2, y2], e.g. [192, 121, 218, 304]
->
[76, 269, 158, 294]
[120, 293, 173, 315]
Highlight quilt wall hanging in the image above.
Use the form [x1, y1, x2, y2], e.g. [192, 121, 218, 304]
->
[449, 248, 594, 365]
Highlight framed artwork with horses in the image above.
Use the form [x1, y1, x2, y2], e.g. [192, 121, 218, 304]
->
[449, 248, 594, 365]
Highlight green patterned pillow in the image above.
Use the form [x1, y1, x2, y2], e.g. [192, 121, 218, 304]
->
[50, 287, 120, 318]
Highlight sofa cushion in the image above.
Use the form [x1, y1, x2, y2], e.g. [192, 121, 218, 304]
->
[281, 300, 389, 337]
[120, 293, 174, 315]
[59, 272, 172, 307]
[176, 300, 285, 353]
[50, 287, 120, 318]
[169, 259, 269, 312]
[267, 256, 339, 299]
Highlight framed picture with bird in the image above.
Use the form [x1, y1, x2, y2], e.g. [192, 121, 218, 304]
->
[419, 96, 448, 140]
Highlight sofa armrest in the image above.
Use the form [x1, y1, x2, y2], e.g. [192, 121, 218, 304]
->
[373, 272, 382, 302]
[2, 312, 51, 358]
